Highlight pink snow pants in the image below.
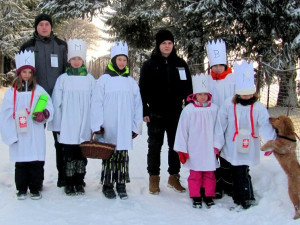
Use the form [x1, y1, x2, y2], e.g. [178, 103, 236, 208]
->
[188, 170, 216, 197]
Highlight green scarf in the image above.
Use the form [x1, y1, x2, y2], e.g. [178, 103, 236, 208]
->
[66, 65, 88, 76]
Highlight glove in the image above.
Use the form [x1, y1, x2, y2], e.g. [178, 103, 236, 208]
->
[33, 109, 49, 123]
[214, 148, 220, 158]
[100, 126, 105, 134]
[178, 152, 189, 164]
[264, 151, 273, 156]
[132, 132, 138, 139]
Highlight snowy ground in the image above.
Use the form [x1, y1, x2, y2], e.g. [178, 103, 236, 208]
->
[0, 87, 299, 225]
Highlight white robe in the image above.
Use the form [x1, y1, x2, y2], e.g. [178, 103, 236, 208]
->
[0, 85, 53, 162]
[174, 103, 222, 171]
[48, 73, 95, 144]
[215, 97, 276, 166]
[90, 74, 143, 151]
[209, 73, 235, 107]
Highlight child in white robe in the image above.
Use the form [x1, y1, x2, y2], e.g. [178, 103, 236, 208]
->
[215, 60, 276, 209]
[0, 50, 53, 200]
[48, 39, 95, 196]
[90, 41, 143, 200]
[174, 73, 222, 208]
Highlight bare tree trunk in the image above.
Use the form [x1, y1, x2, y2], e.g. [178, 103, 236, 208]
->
[277, 69, 298, 107]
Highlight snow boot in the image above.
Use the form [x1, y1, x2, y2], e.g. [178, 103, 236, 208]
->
[168, 174, 186, 193]
[65, 185, 76, 196]
[192, 197, 202, 208]
[116, 183, 128, 200]
[74, 173, 85, 195]
[75, 185, 85, 195]
[16, 191, 27, 200]
[149, 175, 160, 194]
[30, 191, 42, 200]
[102, 185, 116, 199]
[203, 196, 215, 208]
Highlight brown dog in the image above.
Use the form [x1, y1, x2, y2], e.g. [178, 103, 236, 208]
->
[261, 115, 300, 219]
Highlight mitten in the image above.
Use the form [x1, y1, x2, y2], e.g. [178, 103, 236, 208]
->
[264, 151, 273, 156]
[132, 132, 138, 139]
[100, 126, 105, 134]
[178, 152, 189, 164]
[214, 148, 220, 157]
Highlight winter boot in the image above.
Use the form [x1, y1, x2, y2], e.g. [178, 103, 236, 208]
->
[30, 191, 42, 200]
[74, 173, 85, 195]
[192, 197, 202, 208]
[149, 175, 160, 194]
[168, 174, 186, 193]
[116, 183, 128, 200]
[203, 196, 215, 208]
[102, 185, 116, 199]
[16, 190, 27, 200]
[65, 176, 76, 196]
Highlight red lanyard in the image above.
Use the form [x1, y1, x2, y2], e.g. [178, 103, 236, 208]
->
[13, 84, 35, 119]
[232, 103, 258, 141]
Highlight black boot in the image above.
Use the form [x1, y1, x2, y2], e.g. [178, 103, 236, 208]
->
[203, 196, 215, 208]
[74, 173, 85, 195]
[192, 197, 202, 208]
[116, 183, 128, 200]
[65, 176, 76, 196]
[102, 185, 116, 199]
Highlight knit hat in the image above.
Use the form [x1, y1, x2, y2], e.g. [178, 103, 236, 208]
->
[34, 14, 53, 31]
[15, 50, 36, 75]
[155, 29, 174, 47]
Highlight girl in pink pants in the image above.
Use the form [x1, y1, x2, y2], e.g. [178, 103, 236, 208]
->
[174, 73, 222, 208]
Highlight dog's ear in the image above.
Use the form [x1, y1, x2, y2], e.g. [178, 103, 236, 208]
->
[279, 115, 295, 134]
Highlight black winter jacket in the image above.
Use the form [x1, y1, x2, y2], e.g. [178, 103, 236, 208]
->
[20, 32, 67, 96]
[139, 50, 192, 120]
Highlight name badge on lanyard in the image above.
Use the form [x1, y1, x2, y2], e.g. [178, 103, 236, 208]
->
[177, 67, 187, 80]
[51, 54, 58, 68]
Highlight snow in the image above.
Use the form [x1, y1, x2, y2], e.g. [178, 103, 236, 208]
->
[0, 87, 299, 225]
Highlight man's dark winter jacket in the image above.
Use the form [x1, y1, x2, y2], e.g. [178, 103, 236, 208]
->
[139, 50, 192, 120]
[20, 32, 67, 96]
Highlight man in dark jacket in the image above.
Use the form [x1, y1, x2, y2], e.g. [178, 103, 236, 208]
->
[20, 14, 68, 188]
[139, 29, 193, 195]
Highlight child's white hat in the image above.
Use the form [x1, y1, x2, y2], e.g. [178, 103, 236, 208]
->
[15, 50, 36, 75]
[234, 60, 256, 95]
[206, 39, 227, 67]
[192, 73, 211, 94]
[67, 39, 87, 63]
[111, 41, 128, 59]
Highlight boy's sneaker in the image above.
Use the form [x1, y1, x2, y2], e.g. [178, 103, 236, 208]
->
[192, 197, 202, 208]
[30, 191, 42, 200]
[116, 184, 128, 200]
[102, 185, 116, 199]
[16, 191, 27, 200]
[65, 185, 76, 196]
[203, 196, 215, 208]
[75, 185, 85, 195]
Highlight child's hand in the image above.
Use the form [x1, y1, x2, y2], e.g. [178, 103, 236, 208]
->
[264, 151, 273, 156]
[132, 132, 138, 139]
[33, 109, 49, 123]
[178, 152, 189, 164]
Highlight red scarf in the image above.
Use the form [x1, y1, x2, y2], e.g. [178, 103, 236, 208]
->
[210, 66, 232, 80]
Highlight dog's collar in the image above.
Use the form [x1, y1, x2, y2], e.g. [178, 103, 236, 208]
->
[277, 135, 297, 142]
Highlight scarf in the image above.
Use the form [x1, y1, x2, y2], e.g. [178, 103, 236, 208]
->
[104, 62, 130, 77]
[66, 65, 88, 76]
[210, 66, 232, 80]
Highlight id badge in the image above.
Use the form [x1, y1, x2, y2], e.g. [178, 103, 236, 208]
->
[236, 129, 251, 154]
[177, 67, 187, 80]
[51, 54, 58, 68]
[16, 110, 28, 133]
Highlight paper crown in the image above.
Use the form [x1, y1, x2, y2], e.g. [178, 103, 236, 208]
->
[192, 73, 211, 94]
[15, 50, 36, 75]
[67, 39, 87, 63]
[206, 39, 227, 67]
[111, 41, 128, 59]
[234, 60, 256, 95]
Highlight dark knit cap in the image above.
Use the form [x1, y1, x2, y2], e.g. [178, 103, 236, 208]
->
[155, 29, 174, 47]
[34, 14, 53, 31]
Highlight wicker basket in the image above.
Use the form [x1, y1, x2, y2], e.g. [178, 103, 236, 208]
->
[80, 132, 115, 159]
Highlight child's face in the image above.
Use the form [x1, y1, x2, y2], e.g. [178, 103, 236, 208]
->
[70, 57, 84, 68]
[116, 55, 128, 70]
[20, 69, 33, 81]
[211, 64, 225, 73]
[195, 93, 209, 104]
[240, 94, 254, 100]
[159, 40, 173, 57]
[36, 20, 52, 37]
